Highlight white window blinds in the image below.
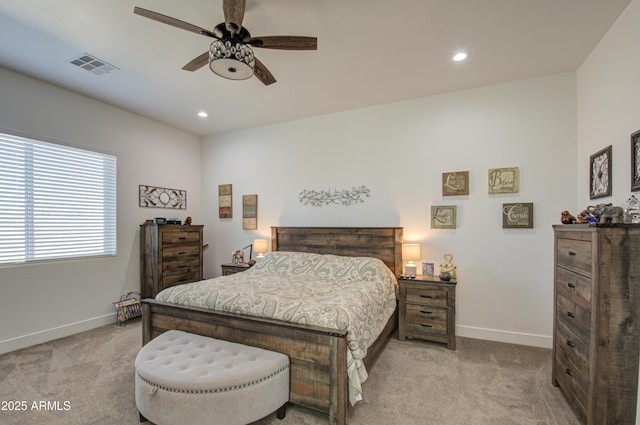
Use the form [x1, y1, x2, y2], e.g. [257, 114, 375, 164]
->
[0, 131, 116, 264]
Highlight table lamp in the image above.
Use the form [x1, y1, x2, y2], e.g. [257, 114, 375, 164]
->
[253, 239, 268, 260]
[402, 243, 421, 277]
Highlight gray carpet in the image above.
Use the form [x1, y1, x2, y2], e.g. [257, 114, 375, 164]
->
[0, 319, 579, 425]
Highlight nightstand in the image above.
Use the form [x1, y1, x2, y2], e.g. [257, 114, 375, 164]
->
[221, 263, 252, 276]
[398, 275, 457, 350]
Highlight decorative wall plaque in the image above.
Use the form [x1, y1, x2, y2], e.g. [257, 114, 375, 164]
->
[442, 171, 469, 196]
[590, 146, 612, 199]
[219, 184, 232, 218]
[139, 185, 186, 209]
[431, 205, 457, 229]
[488, 167, 519, 194]
[502, 202, 534, 228]
[631, 131, 640, 192]
[242, 194, 257, 230]
[299, 185, 370, 206]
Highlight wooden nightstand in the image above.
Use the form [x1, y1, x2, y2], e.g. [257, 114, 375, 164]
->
[398, 275, 457, 350]
[221, 263, 252, 276]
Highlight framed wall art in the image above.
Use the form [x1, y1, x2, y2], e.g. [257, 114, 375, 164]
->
[431, 205, 456, 229]
[590, 145, 612, 199]
[218, 184, 232, 218]
[632, 130, 640, 192]
[502, 202, 534, 229]
[139, 185, 186, 209]
[242, 194, 258, 230]
[488, 167, 519, 194]
[442, 171, 469, 196]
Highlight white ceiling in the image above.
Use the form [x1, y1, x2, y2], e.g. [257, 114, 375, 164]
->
[0, 0, 631, 136]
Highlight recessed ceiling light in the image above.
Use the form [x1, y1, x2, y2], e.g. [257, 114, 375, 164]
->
[198, 111, 208, 118]
[453, 52, 468, 62]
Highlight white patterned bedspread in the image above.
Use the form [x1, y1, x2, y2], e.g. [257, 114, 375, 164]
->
[156, 251, 398, 405]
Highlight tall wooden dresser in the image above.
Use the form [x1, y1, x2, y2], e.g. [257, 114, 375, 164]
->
[140, 224, 204, 299]
[552, 224, 640, 425]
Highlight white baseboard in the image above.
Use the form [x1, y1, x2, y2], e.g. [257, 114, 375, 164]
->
[0, 313, 117, 355]
[456, 325, 552, 349]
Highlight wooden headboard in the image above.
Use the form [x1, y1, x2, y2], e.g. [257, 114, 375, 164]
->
[271, 227, 403, 276]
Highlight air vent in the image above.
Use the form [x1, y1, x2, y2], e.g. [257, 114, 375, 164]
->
[68, 53, 118, 75]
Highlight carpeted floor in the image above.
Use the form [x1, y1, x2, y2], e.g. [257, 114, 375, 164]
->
[0, 319, 579, 425]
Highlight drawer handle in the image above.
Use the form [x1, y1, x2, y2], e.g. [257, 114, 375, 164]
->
[566, 340, 575, 348]
[567, 282, 576, 289]
[420, 310, 433, 315]
[568, 251, 576, 256]
[178, 251, 187, 255]
[420, 295, 434, 299]
[567, 312, 575, 319]
[419, 324, 433, 328]
[178, 237, 187, 240]
[565, 368, 573, 377]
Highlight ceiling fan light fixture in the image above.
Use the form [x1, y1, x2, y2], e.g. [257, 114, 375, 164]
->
[209, 39, 255, 80]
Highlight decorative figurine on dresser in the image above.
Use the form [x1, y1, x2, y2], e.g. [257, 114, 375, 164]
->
[140, 223, 204, 299]
[552, 224, 640, 425]
[398, 274, 457, 350]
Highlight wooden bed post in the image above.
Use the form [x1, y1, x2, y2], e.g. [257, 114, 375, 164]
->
[329, 335, 348, 425]
[142, 303, 151, 345]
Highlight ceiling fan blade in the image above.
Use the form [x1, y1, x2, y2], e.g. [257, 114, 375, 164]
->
[223, 0, 246, 33]
[182, 52, 209, 71]
[249, 36, 317, 50]
[134, 7, 216, 38]
[253, 57, 276, 86]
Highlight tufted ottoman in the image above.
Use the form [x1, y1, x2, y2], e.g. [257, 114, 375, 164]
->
[135, 330, 289, 425]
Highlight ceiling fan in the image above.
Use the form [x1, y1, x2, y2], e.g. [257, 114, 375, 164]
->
[133, 0, 317, 86]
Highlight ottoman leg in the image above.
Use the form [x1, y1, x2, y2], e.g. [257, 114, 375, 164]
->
[276, 403, 287, 420]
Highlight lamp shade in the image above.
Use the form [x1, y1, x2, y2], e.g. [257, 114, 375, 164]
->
[253, 239, 268, 258]
[209, 39, 255, 80]
[402, 244, 421, 261]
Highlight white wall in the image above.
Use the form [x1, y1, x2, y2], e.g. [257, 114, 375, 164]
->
[576, 1, 640, 423]
[0, 67, 202, 354]
[577, 0, 640, 206]
[202, 72, 578, 348]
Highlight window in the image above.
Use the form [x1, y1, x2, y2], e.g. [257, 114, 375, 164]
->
[0, 130, 116, 264]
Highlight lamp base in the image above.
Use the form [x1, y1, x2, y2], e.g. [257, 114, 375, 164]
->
[405, 264, 417, 277]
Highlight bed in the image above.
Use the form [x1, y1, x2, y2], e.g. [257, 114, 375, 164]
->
[141, 226, 403, 425]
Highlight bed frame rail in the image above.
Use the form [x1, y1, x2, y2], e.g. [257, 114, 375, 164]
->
[142, 300, 349, 423]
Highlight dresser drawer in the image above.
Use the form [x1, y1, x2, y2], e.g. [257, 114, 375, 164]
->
[162, 230, 202, 245]
[554, 343, 588, 410]
[405, 304, 448, 335]
[555, 319, 589, 378]
[556, 267, 591, 309]
[557, 238, 592, 275]
[163, 245, 201, 261]
[162, 269, 201, 286]
[405, 287, 448, 307]
[162, 257, 201, 272]
[556, 294, 590, 343]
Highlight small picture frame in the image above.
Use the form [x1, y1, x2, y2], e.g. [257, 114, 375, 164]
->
[431, 205, 457, 229]
[488, 167, 519, 194]
[590, 145, 612, 199]
[442, 171, 469, 196]
[632, 130, 640, 192]
[422, 262, 434, 276]
[502, 202, 534, 229]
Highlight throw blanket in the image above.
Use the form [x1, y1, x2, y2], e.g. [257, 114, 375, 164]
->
[156, 251, 398, 405]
